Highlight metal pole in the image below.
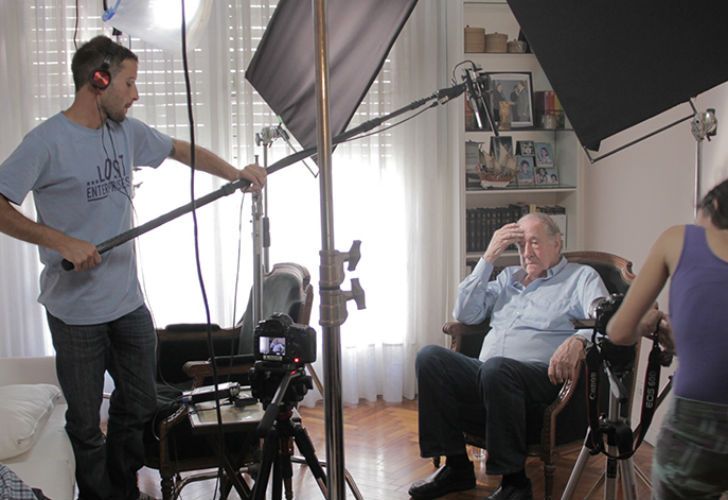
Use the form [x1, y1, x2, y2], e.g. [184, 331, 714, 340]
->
[313, 0, 346, 498]
[690, 107, 717, 217]
[251, 190, 264, 324]
[262, 144, 271, 273]
[695, 139, 703, 218]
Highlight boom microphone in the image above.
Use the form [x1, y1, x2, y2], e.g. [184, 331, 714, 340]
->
[462, 65, 498, 135]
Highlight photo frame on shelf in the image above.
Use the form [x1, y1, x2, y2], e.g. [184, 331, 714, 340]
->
[534, 166, 559, 185]
[483, 71, 534, 128]
[534, 141, 554, 167]
[515, 155, 535, 186]
[544, 167, 560, 185]
[516, 140, 535, 156]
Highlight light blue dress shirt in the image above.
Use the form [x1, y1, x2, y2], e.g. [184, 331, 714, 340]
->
[454, 256, 608, 364]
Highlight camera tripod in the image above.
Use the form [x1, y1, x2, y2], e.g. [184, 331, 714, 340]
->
[250, 366, 326, 500]
[250, 365, 364, 500]
[561, 354, 669, 500]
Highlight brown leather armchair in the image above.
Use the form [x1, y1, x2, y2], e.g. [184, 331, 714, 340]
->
[440, 251, 635, 500]
[143, 262, 314, 500]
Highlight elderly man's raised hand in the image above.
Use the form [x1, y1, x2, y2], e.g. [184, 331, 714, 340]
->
[483, 222, 524, 263]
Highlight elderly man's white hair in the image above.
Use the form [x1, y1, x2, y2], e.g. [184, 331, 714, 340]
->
[518, 212, 562, 239]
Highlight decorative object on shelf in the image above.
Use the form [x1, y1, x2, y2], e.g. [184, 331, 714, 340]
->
[516, 155, 535, 186]
[484, 32, 507, 53]
[534, 141, 554, 167]
[534, 90, 565, 129]
[465, 140, 483, 190]
[542, 111, 560, 129]
[480, 137, 516, 188]
[464, 25, 485, 53]
[516, 29, 531, 53]
[483, 72, 534, 129]
[498, 101, 512, 130]
[507, 39, 527, 53]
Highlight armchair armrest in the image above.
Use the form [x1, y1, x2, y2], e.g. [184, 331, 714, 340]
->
[442, 321, 487, 337]
[537, 359, 585, 456]
[442, 320, 489, 356]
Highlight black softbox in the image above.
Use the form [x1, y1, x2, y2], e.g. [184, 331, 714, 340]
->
[508, 0, 728, 151]
[245, 0, 418, 151]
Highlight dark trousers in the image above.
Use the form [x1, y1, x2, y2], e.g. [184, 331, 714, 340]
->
[48, 305, 158, 500]
[416, 345, 560, 475]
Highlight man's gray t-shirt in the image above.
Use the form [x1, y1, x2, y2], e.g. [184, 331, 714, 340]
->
[0, 112, 173, 324]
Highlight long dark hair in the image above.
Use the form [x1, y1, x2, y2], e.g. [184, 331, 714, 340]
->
[699, 178, 728, 229]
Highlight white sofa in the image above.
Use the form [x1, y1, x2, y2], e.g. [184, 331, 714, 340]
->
[0, 356, 75, 500]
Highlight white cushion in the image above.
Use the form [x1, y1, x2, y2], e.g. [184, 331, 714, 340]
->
[0, 383, 61, 460]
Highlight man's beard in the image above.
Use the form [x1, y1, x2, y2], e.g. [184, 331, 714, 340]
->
[101, 102, 126, 123]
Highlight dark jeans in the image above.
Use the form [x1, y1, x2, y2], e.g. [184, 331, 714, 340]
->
[415, 345, 559, 475]
[48, 305, 158, 500]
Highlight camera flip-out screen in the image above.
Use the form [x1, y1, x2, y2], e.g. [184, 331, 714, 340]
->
[259, 336, 287, 360]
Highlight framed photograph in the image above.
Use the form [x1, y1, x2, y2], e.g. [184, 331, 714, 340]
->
[516, 140, 535, 156]
[515, 155, 535, 186]
[544, 167, 560, 185]
[534, 141, 554, 167]
[483, 72, 534, 128]
[534, 166, 559, 185]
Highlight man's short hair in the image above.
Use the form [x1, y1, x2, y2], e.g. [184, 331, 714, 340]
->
[519, 212, 562, 238]
[71, 36, 138, 92]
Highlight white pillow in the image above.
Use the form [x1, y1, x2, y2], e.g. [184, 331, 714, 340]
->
[0, 384, 61, 460]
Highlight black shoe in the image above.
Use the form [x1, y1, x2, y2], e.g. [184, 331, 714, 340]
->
[408, 464, 476, 499]
[485, 479, 533, 500]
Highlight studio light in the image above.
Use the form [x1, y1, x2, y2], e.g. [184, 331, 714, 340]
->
[102, 0, 212, 52]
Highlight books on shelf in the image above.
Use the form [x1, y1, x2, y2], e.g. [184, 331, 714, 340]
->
[466, 204, 566, 253]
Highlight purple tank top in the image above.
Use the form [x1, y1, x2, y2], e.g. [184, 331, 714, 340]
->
[669, 225, 728, 404]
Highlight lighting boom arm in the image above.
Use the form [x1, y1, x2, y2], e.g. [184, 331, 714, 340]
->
[60, 80, 467, 270]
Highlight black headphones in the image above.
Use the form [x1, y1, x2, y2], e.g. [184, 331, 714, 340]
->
[90, 52, 113, 91]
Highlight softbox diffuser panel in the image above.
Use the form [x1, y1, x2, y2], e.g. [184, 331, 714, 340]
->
[246, 0, 418, 151]
[507, 0, 728, 150]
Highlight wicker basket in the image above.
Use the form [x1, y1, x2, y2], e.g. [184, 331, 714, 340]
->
[485, 32, 507, 53]
[464, 26, 485, 53]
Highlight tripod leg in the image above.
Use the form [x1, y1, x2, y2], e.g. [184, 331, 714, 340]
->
[272, 453, 283, 500]
[561, 435, 593, 500]
[253, 428, 279, 500]
[291, 420, 328, 496]
[618, 457, 638, 500]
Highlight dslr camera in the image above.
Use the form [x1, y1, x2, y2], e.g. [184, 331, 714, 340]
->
[254, 312, 316, 366]
[588, 293, 624, 334]
[587, 293, 635, 371]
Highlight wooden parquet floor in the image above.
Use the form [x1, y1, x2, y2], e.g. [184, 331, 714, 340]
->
[138, 398, 655, 499]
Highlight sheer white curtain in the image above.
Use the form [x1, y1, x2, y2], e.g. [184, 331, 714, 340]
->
[0, 0, 106, 357]
[0, 0, 455, 402]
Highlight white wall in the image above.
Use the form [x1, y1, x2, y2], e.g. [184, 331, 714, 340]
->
[581, 81, 728, 443]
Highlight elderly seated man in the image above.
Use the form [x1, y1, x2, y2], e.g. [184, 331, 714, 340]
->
[409, 213, 608, 500]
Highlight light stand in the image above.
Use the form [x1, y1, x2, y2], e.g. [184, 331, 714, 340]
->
[252, 125, 365, 499]
[691, 108, 718, 216]
[252, 126, 282, 325]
